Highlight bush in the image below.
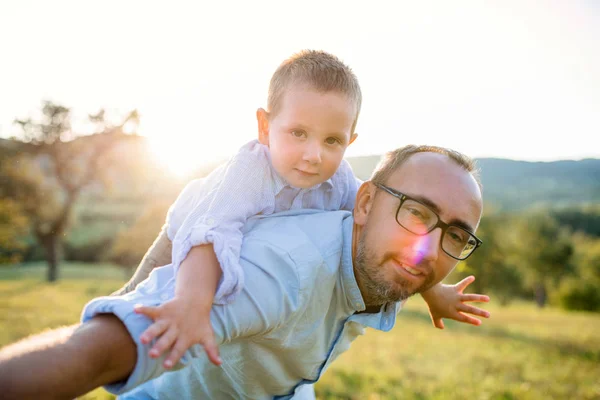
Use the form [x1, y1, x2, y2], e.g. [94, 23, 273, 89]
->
[556, 278, 600, 312]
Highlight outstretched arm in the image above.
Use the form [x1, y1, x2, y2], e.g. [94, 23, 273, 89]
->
[420, 276, 490, 329]
[0, 314, 136, 400]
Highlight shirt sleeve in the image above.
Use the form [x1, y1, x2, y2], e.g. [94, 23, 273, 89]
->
[165, 165, 227, 241]
[338, 159, 363, 211]
[169, 141, 274, 304]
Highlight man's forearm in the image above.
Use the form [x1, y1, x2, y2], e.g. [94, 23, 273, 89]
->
[0, 314, 137, 400]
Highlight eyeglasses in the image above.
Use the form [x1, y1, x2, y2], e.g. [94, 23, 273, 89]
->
[374, 183, 482, 260]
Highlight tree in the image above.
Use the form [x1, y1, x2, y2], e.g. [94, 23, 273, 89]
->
[509, 214, 575, 307]
[455, 214, 523, 305]
[3, 101, 138, 281]
[0, 198, 29, 264]
[556, 233, 600, 312]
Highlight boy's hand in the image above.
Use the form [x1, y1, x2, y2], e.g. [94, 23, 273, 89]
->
[422, 276, 490, 329]
[134, 298, 222, 369]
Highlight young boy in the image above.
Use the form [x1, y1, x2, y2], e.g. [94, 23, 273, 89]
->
[124, 50, 489, 370]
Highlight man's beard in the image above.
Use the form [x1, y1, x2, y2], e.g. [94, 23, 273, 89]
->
[354, 226, 435, 307]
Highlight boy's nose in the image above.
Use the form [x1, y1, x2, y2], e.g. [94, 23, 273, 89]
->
[303, 143, 322, 164]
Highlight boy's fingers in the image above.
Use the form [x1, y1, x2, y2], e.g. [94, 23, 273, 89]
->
[141, 320, 169, 345]
[165, 341, 189, 369]
[433, 318, 445, 330]
[134, 304, 160, 319]
[202, 336, 222, 366]
[150, 327, 178, 358]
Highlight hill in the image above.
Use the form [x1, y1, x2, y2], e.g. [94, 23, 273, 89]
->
[345, 155, 600, 212]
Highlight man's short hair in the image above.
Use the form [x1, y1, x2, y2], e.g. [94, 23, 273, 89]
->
[371, 145, 483, 191]
[267, 49, 362, 132]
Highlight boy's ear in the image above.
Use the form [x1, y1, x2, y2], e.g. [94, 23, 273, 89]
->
[353, 181, 375, 225]
[348, 132, 358, 146]
[256, 108, 270, 146]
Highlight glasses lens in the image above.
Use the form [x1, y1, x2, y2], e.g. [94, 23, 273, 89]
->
[442, 226, 478, 259]
[396, 199, 438, 234]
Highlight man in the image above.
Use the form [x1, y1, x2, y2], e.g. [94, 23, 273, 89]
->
[0, 145, 486, 399]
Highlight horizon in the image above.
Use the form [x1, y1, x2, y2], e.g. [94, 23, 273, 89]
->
[1, 1, 599, 175]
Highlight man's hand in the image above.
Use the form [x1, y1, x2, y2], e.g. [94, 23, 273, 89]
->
[422, 276, 490, 329]
[135, 297, 222, 369]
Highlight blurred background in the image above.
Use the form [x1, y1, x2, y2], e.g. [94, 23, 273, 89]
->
[0, 1, 599, 399]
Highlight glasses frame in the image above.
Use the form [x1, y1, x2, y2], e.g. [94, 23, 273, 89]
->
[374, 183, 482, 260]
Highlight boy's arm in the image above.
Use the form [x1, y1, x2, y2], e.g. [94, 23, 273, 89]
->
[136, 237, 300, 366]
[420, 276, 490, 329]
[134, 141, 274, 366]
[169, 141, 272, 304]
[136, 244, 223, 367]
[111, 225, 172, 296]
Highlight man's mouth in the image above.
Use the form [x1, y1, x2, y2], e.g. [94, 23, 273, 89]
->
[390, 259, 426, 278]
[401, 264, 423, 276]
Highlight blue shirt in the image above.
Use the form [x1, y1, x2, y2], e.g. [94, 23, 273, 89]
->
[81, 210, 402, 399]
[167, 139, 361, 304]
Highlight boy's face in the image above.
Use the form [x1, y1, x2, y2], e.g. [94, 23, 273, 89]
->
[257, 84, 358, 189]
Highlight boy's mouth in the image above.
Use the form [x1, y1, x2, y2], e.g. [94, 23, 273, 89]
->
[295, 168, 319, 176]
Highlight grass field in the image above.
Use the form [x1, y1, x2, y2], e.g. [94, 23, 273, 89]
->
[1, 262, 599, 399]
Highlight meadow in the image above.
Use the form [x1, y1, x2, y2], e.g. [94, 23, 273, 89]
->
[1, 263, 599, 400]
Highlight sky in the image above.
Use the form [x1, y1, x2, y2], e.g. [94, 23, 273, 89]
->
[1, 0, 599, 175]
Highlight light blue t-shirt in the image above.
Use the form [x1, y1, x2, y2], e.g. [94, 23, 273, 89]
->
[82, 210, 402, 399]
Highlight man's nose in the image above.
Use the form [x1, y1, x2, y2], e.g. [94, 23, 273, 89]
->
[303, 141, 322, 164]
[409, 228, 441, 264]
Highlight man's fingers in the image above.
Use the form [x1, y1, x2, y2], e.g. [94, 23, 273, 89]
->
[433, 318, 445, 330]
[461, 294, 490, 303]
[150, 327, 179, 359]
[458, 304, 490, 318]
[140, 320, 168, 345]
[459, 313, 482, 326]
[455, 275, 475, 291]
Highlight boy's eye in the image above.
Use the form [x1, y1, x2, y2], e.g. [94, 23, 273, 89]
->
[325, 137, 341, 145]
[291, 130, 306, 138]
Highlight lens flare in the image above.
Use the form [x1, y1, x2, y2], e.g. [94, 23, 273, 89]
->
[410, 235, 432, 265]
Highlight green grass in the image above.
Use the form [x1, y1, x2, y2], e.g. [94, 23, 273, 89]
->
[1, 263, 599, 399]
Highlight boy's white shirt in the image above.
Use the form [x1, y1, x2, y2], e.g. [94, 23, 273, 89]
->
[166, 139, 363, 304]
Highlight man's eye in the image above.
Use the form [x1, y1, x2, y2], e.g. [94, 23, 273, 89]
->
[447, 231, 463, 243]
[407, 207, 426, 219]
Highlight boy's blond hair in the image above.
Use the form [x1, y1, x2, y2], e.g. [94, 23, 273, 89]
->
[267, 50, 362, 133]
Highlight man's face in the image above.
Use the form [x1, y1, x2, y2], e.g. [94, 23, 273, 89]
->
[353, 152, 483, 306]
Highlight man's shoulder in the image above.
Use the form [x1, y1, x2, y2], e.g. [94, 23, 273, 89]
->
[241, 210, 350, 277]
[244, 210, 349, 247]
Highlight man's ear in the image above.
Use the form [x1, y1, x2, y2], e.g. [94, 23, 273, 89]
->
[256, 108, 270, 146]
[353, 181, 375, 225]
[348, 132, 358, 146]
